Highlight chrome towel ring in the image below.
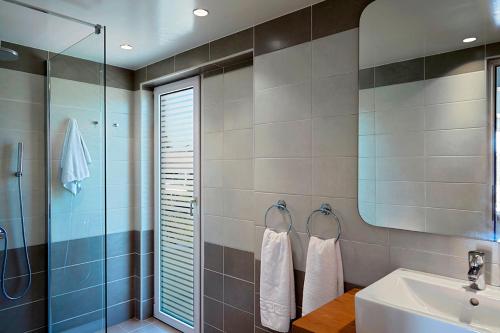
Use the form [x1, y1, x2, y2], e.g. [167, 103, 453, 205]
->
[264, 200, 293, 234]
[306, 203, 341, 242]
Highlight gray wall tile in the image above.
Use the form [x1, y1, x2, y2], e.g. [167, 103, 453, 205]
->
[210, 28, 254, 61]
[223, 247, 254, 282]
[312, 0, 373, 39]
[223, 304, 254, 333]
[223, 276, 254, 313]
[254, 7, 311, 56]
[174, 44, 210, 71]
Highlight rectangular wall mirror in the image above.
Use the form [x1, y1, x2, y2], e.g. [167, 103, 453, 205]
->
[358, 0, 500, 241]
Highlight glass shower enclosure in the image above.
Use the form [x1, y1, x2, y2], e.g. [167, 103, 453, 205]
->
[47, 28, 107, 332]
[0, 0, 107, 331]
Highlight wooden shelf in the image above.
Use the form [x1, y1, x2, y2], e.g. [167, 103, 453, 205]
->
[292, 288, 360, 333]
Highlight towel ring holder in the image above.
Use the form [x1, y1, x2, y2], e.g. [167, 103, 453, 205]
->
[264, 200, 293, 234]
[306, 203, 341, 242]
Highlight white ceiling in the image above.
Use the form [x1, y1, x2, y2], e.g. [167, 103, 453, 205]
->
[360, 0, 500, 68]
[0, 0, 322, 69]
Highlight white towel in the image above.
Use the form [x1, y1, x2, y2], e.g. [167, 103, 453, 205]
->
[302, 236, 343, 316]
[60, 119, 92, 195]
[260, 229, 296, 332]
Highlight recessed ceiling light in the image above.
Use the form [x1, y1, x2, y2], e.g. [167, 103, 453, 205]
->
[120, 43, 133, 50]
[193, 8, 209, 17]
[463, 37, 477, 43]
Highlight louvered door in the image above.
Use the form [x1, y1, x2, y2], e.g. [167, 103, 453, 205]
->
[154, 77, 200, 333]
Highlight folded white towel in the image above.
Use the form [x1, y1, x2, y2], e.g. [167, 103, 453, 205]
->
[260, 229, 296, 332]
[60, 119, 92, 195]
[302, 236, 343, 316]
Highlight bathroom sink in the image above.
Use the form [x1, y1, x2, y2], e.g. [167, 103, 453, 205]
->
[355, 268, 500, 333]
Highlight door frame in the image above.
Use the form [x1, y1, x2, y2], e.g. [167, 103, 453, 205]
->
[153, 76, 201, 333]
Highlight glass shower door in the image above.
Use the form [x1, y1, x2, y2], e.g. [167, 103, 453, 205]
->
[47, 29, 106, 333]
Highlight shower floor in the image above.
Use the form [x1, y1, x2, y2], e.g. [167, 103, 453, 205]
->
[108, 318, 180, 333]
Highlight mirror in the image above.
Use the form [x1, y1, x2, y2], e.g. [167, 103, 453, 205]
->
[358, 0, 500, 240]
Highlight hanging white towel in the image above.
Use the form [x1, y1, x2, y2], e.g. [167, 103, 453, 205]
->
[60, 119, 92, 195]
[260, 229, 296, 332]
[302, 236, 343, 316]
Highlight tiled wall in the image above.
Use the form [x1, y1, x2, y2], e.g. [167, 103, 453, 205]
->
[201, 63, 256, 333]
[0, 41, 139, 332]
[360, 74, 489, 237]
[359, 46, 491, 239]
[130, 1, 500, 333]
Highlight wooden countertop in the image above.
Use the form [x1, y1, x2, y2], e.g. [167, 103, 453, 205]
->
[292, 288, 360, 333]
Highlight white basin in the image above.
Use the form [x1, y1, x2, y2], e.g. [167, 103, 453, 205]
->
[355, 268, 500, 333]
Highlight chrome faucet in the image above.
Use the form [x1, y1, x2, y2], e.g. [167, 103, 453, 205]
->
[468, 251, 485, 290]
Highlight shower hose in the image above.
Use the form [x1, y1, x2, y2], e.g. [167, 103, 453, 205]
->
[0, 170, 32, 300]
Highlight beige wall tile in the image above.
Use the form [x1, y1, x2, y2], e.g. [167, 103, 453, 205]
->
[312, 29, 358, 78]
[255, 120, 311, 158]
[255, 81, 311, 124]
[223, 129, 253, 159]
[223, 159, 254, 190]
[425, 128, 487, 156]
[426, 182, 488, 211]
[312, 115, 357, 157]
[312, 72, 357, 117]
[255, 158, 312, 195]
[255, 42, 311, 91]
[312, 157, 357, 198]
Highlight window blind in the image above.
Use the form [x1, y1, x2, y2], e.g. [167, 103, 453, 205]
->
[159, 87, 195, 326]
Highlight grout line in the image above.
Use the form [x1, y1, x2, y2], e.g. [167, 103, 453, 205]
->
[0, 297, 46, 313]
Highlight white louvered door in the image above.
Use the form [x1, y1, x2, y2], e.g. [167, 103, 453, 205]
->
[154, 77, 200, 333]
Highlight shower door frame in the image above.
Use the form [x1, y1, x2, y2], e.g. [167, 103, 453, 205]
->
[45, 27, 107, 333]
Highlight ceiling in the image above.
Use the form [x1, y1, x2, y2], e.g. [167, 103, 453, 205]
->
[0, 0, 322, 70]
[360, 0, 500, 68]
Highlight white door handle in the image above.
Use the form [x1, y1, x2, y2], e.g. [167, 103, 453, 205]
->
[189, 197, 198, 216]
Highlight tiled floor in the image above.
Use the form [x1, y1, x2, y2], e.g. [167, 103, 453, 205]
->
[108, 318, 180, 333]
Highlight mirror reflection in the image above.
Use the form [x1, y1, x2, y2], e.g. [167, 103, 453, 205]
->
[358, 0, 498, 240]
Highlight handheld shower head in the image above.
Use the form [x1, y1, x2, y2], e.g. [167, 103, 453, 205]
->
[16, 142, 23, 177]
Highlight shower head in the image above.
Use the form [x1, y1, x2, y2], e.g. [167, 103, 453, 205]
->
[0, 42, 18, 61]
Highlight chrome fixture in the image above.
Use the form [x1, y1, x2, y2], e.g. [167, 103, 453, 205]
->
[306, 203, 342, 242]
[0, 41, 19, 62]
[0, 142, 32, 300]
[264, 200, 293, 234]
[468, 250, 485, 290]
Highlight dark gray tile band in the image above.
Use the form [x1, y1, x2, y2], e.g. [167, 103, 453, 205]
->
[107, 277, 135, 307]
[204, 242, 223, 273]
[147, 57, 174, 81]
[107, 300, 135, 327]
[51, 260, 104, 296]
[312, 0, 374, 39]
[174, 44, 210, 72]
[52, 309, 105, 333]
[0, 243, 46, 278]
[0, 271, 46, 311]
[223, 276, 254, 313]
[359, 67, 374, 89]
[223, 247, 254, 282]
[204, 269, 223, 301]
[224, 304, 254, 333]
[374, 58, 424, 87]
[425, 45, 484, 80]
[254, 7, 311, 56]
[0, 41, 134, 90]
[360, 45, 487, 89]
[0, 299, 47, 333]
[51, 284, 104, 323]
[204, 296, 223, 329]
[139, 298, 153, 320]
[0, 41, 47, 76]
[209, 28, 254, 61]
